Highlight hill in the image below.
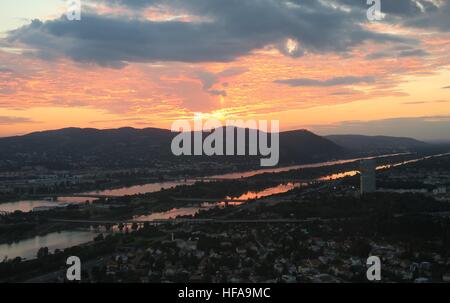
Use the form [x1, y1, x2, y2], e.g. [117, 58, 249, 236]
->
[0, 127, 345, 170]
[325, 134, 427, 153]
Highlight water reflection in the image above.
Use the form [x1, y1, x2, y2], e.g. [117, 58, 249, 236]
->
[0, 200, 58, 213]
[376, 153, 450, 170]
[226, 182, 302, 200]
[3, 153, 447, 215]
[82, 180, 195, 197]
[57, 197, 94, 203]
[81, 153, 411, 197]
[132, 153, 450, 222]
[133, 182, 304, 222]
[207, 153, 409, 180]
[319, 171, 359, 181]
[0, 230, 99, 261]
[2, 152, 448, 259]
[133, 207, 202, 222]
[318, 152, 450, 181]
[0, 197, 92, 213]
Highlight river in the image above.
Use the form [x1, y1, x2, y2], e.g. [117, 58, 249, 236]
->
[0, 153, 407, 214]
[66, 153, 411, 198]
[2, 152, 448, 260]
[0, 231, 99, 261]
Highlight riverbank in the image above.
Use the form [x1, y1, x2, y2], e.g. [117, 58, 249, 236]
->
[0, 152, 438, 256]
[0, 151, 411, 205]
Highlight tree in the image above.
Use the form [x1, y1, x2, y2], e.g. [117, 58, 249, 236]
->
[349, 239, 371, 258]
[94, 233, 104, 242]
[37, 247, 49, 259]
[131, 222, 139, 231]
[118, 223, 124, 232]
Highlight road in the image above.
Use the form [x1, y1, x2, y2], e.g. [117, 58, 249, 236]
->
[48, 217, 328, 225]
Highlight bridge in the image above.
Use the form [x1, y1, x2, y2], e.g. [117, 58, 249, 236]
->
[30, 195, 251, 204]
[171, 197, 249, 203]
[192, 177, 234, 182]
[48, 218, 324, 225]
[48, 210, 450, 227]
[30, 194, 116, 200]
[194, 177, 318, 183]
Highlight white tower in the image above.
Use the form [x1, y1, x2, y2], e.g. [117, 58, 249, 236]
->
[360, 159, 376, 195]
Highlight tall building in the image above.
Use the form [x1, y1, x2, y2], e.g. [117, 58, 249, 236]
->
[360, 159, 376, 195]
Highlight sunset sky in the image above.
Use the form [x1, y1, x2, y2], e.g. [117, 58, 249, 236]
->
[0, 0, 449, 140]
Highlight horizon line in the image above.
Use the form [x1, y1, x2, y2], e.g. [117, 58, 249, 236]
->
[0, 125, 437, 143]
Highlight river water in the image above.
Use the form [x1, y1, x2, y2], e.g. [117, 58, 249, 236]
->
[82, 181, 196, 197]
[2, 152, 448, 260]
[1, 153, 406, 214]
[59, 153, 410, 198]
[0, 231, 98, 260]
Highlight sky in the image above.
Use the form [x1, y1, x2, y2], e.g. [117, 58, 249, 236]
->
[0, 0, 449, 141]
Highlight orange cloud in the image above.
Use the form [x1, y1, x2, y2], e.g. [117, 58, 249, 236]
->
[0, 4, 449, 137]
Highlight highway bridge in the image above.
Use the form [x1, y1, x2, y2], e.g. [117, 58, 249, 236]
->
[30, 194, 116, 200]
[193, 177, 318, 183]
[48, 218, 323, 225]
[171, 197, 249, 203]
[29, 195, 250, 205]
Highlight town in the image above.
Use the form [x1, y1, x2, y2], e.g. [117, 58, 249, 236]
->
[1, 151, 449, 283]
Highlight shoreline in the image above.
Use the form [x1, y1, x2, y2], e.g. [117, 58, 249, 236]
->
[0, 151, 411, 205]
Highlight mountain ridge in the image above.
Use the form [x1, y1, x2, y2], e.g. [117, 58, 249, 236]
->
[0, 127, 345, 170]
[325, 134, 428, 152]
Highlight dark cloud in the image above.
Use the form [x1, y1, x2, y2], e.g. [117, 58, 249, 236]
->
[8, 16, 255, 67]
[330, 89, 362, 96]
[309, 116, 450, 142]
[6, 0, 413, 66]
[93, 0, 158, 8]
[334, 0, 448, 32]
[0, 67, 13, 73]
[100, 0, 431, 16]
[365, 47, 429, 60]
[443, 86, 450, 89]
[403, 100, 450, 105]
[275, 76, 375, 87]
[90, 117, 148, 124]
[365, 51, 391, 60]
[398, 49, 429, 57]
[0, 87, 17, 95]
[402, 0, 450, 31]
[337, 0, 431, 17]
[208, 89, 227, 96]
[194, 66, 247, 98]
[403, 101, 427, 105]
[0, 116, 36, 125]
[196, 67, 247, 90]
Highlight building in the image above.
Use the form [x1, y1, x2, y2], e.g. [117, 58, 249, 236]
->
[360, 159, 376, 195]
[432, 186, 447, 195]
